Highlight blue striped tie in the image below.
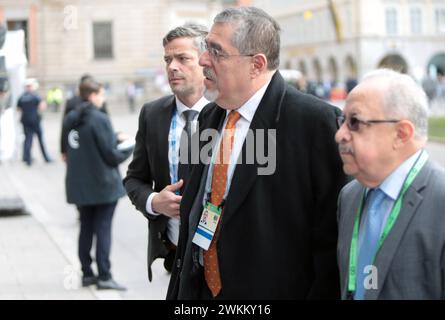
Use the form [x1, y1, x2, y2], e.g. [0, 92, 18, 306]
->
[355, 188, 386, 300]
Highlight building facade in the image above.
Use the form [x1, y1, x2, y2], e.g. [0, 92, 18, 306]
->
[3, 0, 444, 105]
[254, 0, 445, 86]
[0, 0, 224, 107]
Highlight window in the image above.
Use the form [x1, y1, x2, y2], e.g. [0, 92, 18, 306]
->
[385, 8, 398, 35]
[93, 22, 113, 59]
[410, 8, 422, 34]
[436, 8, 445, 33]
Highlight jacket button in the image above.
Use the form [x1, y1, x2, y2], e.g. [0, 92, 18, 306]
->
[176, 259, 181, 268]
[157, 232, 162, 239]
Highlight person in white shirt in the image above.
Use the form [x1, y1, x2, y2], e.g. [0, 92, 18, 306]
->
[167, 7, 347, 300]
[336, 68, 445, 300]
[124, 23, 209, 281]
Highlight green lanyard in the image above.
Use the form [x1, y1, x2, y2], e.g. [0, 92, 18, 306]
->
[347, 151, 429, 294]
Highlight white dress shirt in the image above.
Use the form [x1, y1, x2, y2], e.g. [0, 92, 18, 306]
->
[196, 80, 271, 265]
[203, 79, 272, 202]
[146, 96, 208, 246]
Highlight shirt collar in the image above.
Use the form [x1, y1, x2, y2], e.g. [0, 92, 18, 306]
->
[376, 149, 423, 200]
[226, 79, 272, 123]
[175, 96, 209, 117]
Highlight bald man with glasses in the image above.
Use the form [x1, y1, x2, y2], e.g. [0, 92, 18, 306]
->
[336, 68, 445, 300]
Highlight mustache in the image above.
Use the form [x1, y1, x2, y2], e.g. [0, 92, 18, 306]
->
[203, 68, 216, 81]
[338, 145, 354, 155]
[168, 72, 185, 80]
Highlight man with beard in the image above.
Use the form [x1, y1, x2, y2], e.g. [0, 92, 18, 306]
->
[167, 7, 347, 299]
[124, 24, 210, 281]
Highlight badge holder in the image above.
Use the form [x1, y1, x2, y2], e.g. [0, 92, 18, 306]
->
[192, 202, 222, 250]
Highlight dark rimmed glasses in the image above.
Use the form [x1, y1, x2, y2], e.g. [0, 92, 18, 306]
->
[337, 115, 400, 131]
[204, 41, 254, 62]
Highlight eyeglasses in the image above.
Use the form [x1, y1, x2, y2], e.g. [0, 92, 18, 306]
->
[337, 115, 400, 131]
[204, 41, 254, 62]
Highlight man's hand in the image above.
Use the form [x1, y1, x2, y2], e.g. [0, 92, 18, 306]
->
[116, 131, 131, 143]
[152, 180, 183, 219]
[38, 101, 47, 112]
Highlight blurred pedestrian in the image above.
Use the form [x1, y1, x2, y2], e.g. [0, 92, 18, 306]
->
[61, 74, 109, 158]
[436, 68, 445, 99]
[17, 78, 52, 166]
[126, 82, 136, 113]
[62, 78, 133, 290]
[330, 82, 347, 101]
[421, 75, 436, 102]
[123, 23, 209, 282]
[295, 75, 307, 93]
[63, 74, 93, 118]
[346, 77, 358, 94]
[46, 86, 63, 112]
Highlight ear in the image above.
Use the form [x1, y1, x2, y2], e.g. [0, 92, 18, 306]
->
[88, 92, 96, 103]
[251, 53, 267, 77]
[394, 120, 415, 148]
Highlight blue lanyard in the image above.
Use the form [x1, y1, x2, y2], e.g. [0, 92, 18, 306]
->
[168, 109, 179, 192]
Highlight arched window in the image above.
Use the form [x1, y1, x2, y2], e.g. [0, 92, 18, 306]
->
[298, 60, 308, 77]
[345, 55, 357, 79]
[313, 58, 322, 83]
[328, 57, 338, 84]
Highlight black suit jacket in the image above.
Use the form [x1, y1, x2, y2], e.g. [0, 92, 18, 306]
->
[167, 72, 348, 299]
[124, 95, 175, 281]
[123, 95, 213, 281]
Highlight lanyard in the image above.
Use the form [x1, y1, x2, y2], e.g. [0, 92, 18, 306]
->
[168, 109, 178, 190]
[347, 150, 429, 294]
[203, 139, 230, 208]
[203, 118, 234, 208]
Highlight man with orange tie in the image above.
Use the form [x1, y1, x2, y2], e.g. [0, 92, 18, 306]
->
[167, 7, 348, 299]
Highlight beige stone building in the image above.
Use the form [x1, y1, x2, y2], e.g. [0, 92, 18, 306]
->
[0, 0, 228, 107]
[5, 0, 444, 106]
[254, 0, 445, 87]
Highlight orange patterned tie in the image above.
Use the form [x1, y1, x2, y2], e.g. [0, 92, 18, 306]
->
[204, 110, 241, 297]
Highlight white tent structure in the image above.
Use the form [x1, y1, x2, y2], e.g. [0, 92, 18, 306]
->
[0, 29, 27, 163]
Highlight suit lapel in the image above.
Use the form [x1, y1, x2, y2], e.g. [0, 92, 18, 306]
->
[157, 96, 176, 184]
[340, 182, 365, 299]
[365, 160, 432, 300]
[222, 72, 286, 225]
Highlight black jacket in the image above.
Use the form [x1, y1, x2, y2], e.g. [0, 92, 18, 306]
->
[124, 96, 176, 281]
[123, 95, 214, 281]
[167, 71, 348, 299]
[17, 91, 41, 125]
[62, 102, 132, 206]
[61, 95, 108, 154]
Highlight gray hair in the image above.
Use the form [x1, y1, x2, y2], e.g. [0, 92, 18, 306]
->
[214, 7, 281, 70]
[162, 23, 208, 53]
[361, 68, 429, 139]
